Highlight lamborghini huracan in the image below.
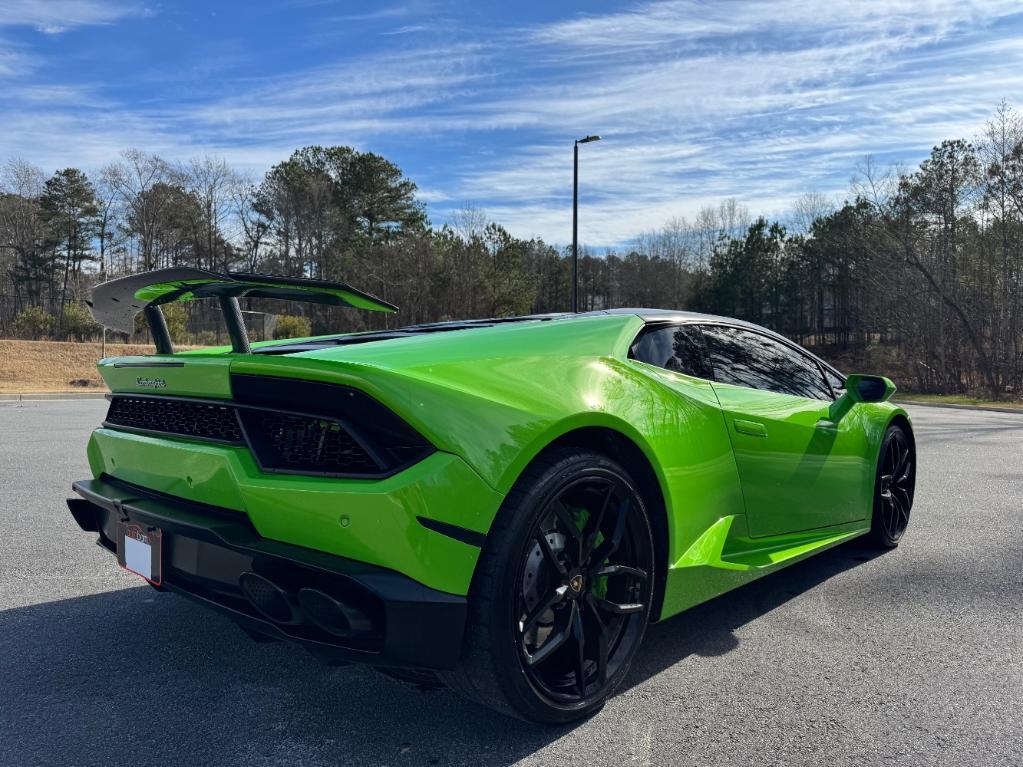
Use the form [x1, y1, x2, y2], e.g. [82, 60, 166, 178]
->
[66, 268, 916, 723]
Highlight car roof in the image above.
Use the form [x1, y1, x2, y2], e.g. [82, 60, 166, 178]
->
[405, 307, 826, 361]
[255, 308, 842, 375]
[574, 308, 791, 338]
[431, 307, 768, 326]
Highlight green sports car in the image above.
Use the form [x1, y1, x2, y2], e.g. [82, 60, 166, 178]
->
[67, 268, 916, 724]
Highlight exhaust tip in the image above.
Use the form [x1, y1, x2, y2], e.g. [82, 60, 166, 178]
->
[239, 572, 300, 625]
[297, 587, 375, 638]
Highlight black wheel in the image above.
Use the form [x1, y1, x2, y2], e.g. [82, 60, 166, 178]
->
[442, 448, 655, 724]
[867, 424, 915, 548]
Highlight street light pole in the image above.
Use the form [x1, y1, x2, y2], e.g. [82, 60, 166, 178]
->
[572, 135, 601, 313]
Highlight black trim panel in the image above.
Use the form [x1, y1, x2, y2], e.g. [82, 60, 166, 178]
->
[111, 361, 186, 368]
[68, 476, 467, 669]
[416, 516, 486, 548]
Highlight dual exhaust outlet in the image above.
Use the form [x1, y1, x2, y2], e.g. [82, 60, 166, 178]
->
[238, 571, 375, 638]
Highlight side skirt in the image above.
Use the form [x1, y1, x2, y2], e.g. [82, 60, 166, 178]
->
[658, 515, 869, 620]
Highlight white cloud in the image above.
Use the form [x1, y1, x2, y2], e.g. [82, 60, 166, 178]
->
[4, 0, 1023, 244]
[0, 0, 141, 34]
[183, 43, 488, 143]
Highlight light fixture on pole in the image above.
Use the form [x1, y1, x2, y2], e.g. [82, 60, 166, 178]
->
[572, 134, 601, 313]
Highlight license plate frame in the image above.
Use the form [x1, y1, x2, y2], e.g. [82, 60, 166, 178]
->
[117, 522, 163, 585]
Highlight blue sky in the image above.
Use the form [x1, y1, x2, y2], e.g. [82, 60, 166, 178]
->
[3, 0, 1023, 245]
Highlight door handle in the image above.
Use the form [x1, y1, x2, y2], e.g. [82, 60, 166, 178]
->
[733, 419, 768, 437]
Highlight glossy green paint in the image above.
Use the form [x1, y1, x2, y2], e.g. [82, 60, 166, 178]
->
[709, 382, 875, 537]
[97, 355, 234, 398]
[90, 312, 910, 616]
[663, 513, 868, 616]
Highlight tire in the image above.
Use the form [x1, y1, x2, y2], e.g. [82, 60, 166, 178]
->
[866, 423, 915, 548]
[441, 447, 655, 724]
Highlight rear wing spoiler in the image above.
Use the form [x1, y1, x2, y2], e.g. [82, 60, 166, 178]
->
[87, 267, 397, 354]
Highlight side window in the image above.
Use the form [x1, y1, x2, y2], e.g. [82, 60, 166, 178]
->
[824, 367, 846, 398]
[630, 324, 713, 380]
[699, 325, 832, 400]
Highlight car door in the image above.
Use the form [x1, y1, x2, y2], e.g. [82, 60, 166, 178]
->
[627, 322, 749, 544]
[696, 324, 872, 538]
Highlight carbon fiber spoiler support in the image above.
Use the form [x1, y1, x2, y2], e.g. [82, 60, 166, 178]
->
[88, 268, 398, 354]
[143, 305, 174, 354]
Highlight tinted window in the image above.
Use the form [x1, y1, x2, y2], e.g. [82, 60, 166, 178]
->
[700, 325, 832, 400]
[630, 325, 713, 380]
[824, 367, 846, 397]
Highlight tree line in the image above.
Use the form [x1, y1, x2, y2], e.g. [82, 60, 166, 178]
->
[2, 103, 1022, 398]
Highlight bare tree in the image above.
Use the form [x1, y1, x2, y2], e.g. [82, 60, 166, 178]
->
[104, 149, 179, 270]
[94, 166, 123, 279]
[184, 155, 241, 272]
[0, 160, 51, 310]
[232, 179, 269, 272]
[450, 202, 489, 242]
[790, 191, 834, 234]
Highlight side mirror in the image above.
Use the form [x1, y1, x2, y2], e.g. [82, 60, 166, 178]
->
[844, 373, 896, 403]
[828, 374, 896, 421]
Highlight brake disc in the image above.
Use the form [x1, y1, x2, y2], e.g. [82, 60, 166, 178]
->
[521, 531, 565, 647]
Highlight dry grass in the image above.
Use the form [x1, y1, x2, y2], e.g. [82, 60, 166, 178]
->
[0, 339, 158, 393]
[893, 392, 1023, 410]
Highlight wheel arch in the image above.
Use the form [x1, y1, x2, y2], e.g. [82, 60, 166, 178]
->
[887, 411, 916, 459]
[521, 425, 671, 623]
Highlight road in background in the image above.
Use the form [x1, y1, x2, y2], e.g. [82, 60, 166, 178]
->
[1, 402, 1020, 766]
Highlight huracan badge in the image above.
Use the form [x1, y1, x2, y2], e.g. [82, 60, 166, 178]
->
[135, 377, 167, 389]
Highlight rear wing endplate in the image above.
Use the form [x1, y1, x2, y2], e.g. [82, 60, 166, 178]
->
[87, 267, 397, 354]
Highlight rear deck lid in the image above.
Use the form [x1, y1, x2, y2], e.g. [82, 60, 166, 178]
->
[97, 356, 234, 398]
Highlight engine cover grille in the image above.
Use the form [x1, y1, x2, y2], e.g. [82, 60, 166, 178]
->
[105, 396, 243, 443]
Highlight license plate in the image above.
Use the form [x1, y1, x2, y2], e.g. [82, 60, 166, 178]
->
[117, 523, 163, 585]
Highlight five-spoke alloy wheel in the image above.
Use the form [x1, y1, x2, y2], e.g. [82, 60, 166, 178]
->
[517, 474, 651, 705]
[443, 448, 654, 723]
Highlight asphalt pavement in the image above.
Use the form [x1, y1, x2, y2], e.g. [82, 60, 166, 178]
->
[0, 401, 1020, 766]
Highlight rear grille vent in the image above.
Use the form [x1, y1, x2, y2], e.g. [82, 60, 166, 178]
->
[105, 396, 243, 443]
[241, 410, 381, 475]
[102, 378, 434, 479]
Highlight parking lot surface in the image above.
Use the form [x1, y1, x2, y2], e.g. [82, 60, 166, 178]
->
[0, 401, 1020, 766]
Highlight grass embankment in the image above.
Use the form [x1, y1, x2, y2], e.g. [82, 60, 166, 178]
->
[0, 339, 157, 393]
[893, 392, 1023, 410]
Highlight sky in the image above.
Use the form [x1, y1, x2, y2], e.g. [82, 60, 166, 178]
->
[2, 0, 1023, 247]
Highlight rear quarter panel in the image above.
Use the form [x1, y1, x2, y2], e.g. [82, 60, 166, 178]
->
[267, 314, 747, 578]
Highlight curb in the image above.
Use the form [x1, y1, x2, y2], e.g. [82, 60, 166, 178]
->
[896, 399, 1023, 415]
[0, 392, 108, 402]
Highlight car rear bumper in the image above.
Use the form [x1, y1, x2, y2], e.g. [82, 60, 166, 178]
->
[67, 476, 467, 670]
